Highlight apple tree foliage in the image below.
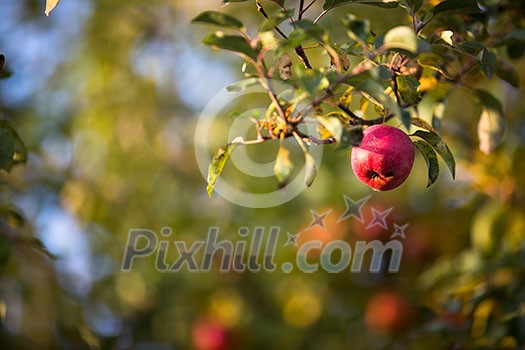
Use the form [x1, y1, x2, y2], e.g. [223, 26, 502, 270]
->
[0, 55, 54, 268]
[194, 0, 519, 195]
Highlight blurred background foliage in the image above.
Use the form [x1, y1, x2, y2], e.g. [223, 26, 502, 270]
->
[0, 0, 524, 349]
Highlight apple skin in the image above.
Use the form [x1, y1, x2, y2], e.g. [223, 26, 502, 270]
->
[351, 125, 415, 191]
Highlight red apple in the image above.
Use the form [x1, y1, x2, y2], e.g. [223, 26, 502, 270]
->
[351, 125, 415, 191]
[364, 289, 414, 335]
[297, 209, 349, 258]
[192, 320, 228, 350]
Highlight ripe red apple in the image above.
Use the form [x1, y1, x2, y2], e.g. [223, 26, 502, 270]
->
[351, 125, 415, 191]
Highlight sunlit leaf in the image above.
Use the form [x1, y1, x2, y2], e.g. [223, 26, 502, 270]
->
[475, 90, 505, 155]
[206, 141, 241, 197]
[432, 0, 481, 15]
[45, 0, 60, 16]
[202, 32, 258, 60]
[317, 117, 343, 141]
[274, 146, 294, 187]
[412, 130, 455, 179]
[192, 11, 244, 30]
[383, 26, 418, 54]
[414, 140, 439, 187]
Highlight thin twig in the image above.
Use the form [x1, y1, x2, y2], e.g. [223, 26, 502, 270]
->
[313, 9, 328, 24]
[298, 0, 305, 20]
[300, 0, 318, 18]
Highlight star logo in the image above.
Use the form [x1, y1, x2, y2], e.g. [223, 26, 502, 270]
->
[338, 195, 371, 223]
[366, 207, 393, 230]
[307, 209, 331, 230]
[284, 232, 299, 247]
[390, 223, 409, 239]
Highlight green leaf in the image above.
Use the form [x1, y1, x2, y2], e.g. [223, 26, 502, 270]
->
[432, 0, 481, 15]
[401, 0, 423, 13]
[226, 78, 262, 92]
[399, 109, 412, 131]
[0, 128, 15, 172]
[202, 32, 258, 60]
[16, 235, 57, 260]
[0, 121, 27, 172]
[494, 29, 525, 47]
[474, 90, 505, 155]
[274, 146, 294, 187]
[276, 21, 327, 55]
[496, 61, 519, 88]
[192, 11, 244, 30]
[206, 141, 241, 197]
[383, 26, 418, 54]
[479, 49, 497, 79]
[412, 130, 455, 179]
[323, 0, 399, 10]
[45, 0, 60, 16]
[396, 74, 421, 106]
[343, 14, 370, 42]
[411, 117, 436, 133]
[296, 68, 330, 96]
[414, 140, 439, 188]
[455, 41, 485, 59]
[344, 71, 400, 117]
[417, 52, 452, 79]
[0, 55, 11, 79]
[304, 153, 317, 187]
[317, 117, 343, 141]
[260, 10, 293, 32]
[337, 127, 364, 149]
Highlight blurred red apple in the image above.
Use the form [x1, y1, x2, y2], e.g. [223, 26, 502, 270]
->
[351, 125, 415, 191]
[297, 209, 349, 258]
[192, 320, 228, 350]
[364, 289, 414, 335]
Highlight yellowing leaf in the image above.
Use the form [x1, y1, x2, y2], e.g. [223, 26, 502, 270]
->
[45, 0, 61, 16]
[206, 142, 240, 197]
